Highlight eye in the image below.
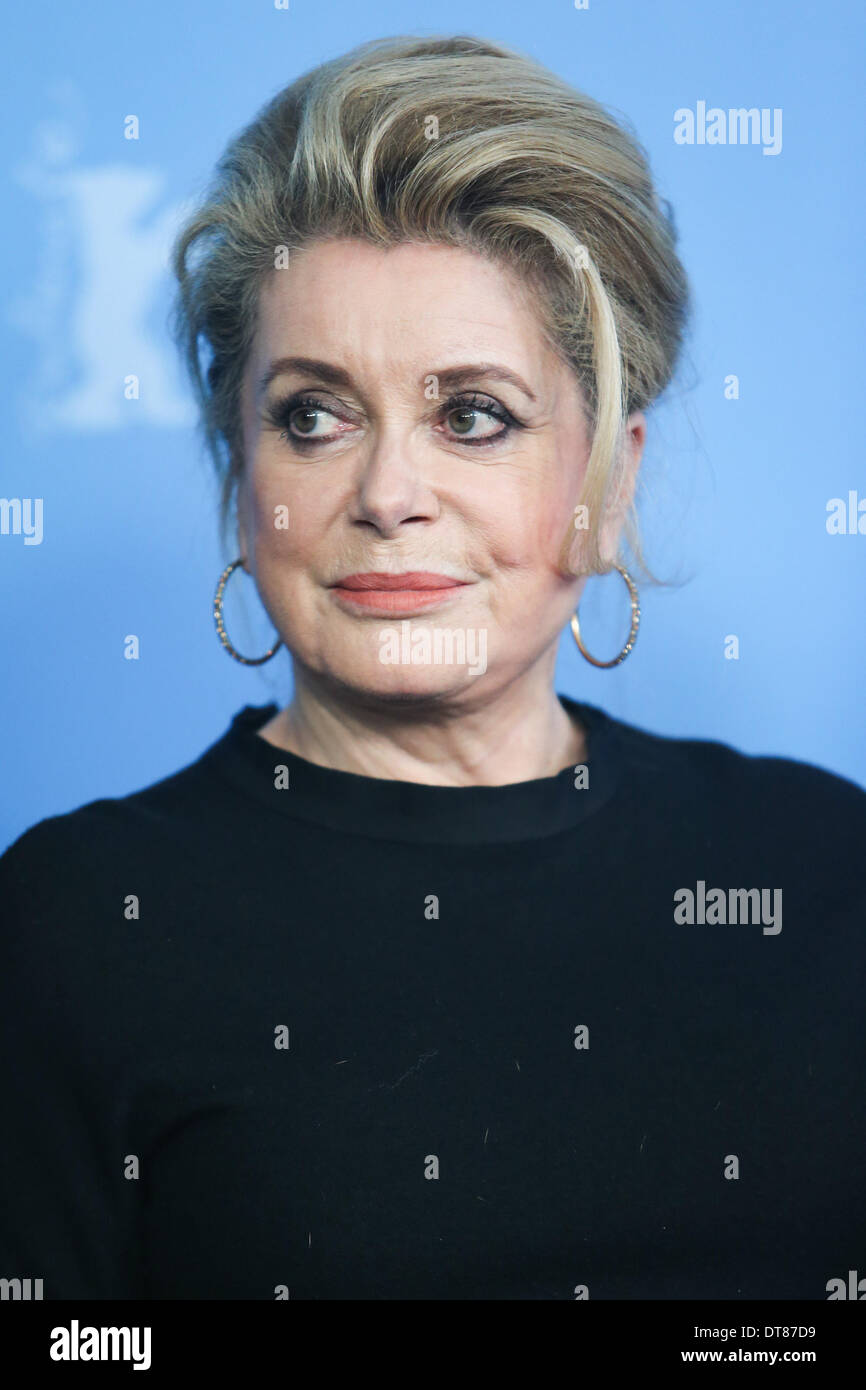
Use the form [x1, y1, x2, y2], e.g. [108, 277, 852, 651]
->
[267, 394, 348, 444]
[264, 388, 522, 450]
[439, 393, 517, 446]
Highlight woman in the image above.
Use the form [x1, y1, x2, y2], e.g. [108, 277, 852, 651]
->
[1, 34, 864, 1301]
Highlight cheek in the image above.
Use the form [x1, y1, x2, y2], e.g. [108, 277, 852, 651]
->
[533, 455, 586, 568]
[248, 467, 326, 567]
[481, 465, 577, 575]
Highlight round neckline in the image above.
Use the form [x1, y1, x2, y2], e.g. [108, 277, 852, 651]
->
[201, 693, 621, 845]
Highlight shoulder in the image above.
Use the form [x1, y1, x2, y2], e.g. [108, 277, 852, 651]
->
[0, 744, 230, 916]
[598, 703, 866, 841]
[0, 749, 234, 1035]
[0, 804, 117, 904]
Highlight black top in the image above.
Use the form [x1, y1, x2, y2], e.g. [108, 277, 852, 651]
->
[1, 694, 864, 1300]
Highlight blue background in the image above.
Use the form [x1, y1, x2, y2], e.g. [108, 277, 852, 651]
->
[2, 0, 864, 851]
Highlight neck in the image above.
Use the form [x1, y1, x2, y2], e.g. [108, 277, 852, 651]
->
[258, 660, 587, 787]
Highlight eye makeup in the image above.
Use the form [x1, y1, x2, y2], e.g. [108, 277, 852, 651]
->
[262, 389, 527, 450]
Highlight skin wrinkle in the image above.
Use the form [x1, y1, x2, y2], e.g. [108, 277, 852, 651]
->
[235, 237, 645, 787]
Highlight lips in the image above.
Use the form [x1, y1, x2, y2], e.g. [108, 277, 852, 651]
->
[330, 572, 470, 614]
[333, 572, 468, 590]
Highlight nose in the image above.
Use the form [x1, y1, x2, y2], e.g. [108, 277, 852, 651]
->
[346, 428, 440, 536]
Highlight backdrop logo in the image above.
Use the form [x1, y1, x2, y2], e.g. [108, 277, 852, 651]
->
[9, 100, 194, 435]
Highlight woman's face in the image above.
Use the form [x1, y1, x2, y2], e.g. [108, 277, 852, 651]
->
[238, 237, 643, 703]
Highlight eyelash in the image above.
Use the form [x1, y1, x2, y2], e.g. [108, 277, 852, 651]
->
[265, 390, 522, 450]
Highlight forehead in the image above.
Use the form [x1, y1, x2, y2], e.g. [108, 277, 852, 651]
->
[251, 237, 558, 380]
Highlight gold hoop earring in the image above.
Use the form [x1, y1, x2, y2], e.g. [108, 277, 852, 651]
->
[570, 564, 640, 668]
[213, 557, 283, 665]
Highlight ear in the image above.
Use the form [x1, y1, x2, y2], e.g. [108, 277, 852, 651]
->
[597, 411, 645, 565]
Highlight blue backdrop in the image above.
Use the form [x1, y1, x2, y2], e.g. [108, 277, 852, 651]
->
[2, 0, 864, 851]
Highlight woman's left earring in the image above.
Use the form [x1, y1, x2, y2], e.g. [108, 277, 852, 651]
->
[570, 564, 640, 668]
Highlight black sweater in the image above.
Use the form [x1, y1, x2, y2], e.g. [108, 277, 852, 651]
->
[1, 695, 864, 1300]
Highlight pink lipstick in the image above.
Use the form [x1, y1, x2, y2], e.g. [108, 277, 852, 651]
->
[330, 571, 471, 614]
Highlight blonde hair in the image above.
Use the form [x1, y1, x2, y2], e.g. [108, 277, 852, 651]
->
[171, 33, 691, 578]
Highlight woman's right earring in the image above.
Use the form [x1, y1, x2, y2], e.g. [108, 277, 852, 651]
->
[213, 557, 283, 665]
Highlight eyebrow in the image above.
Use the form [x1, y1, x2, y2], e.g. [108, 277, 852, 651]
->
[256, 356, 538, 404]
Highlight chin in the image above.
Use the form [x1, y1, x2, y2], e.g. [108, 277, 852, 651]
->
[315, 619, 492, 696]
[328, 663, 488, 706]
